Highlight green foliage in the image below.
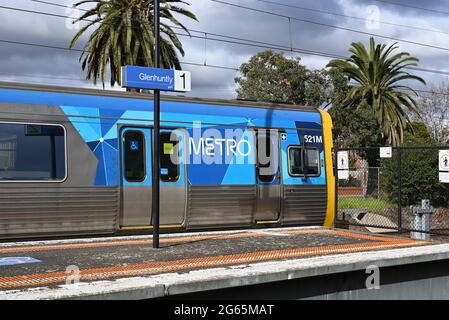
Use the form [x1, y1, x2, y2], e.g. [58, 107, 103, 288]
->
[235, 50, 337, 106]
[338, 197, 394, 213]
[380, 122, 449, 207]
[330, 101, 382, 148]
[327, 37, 426, 146]
[69, 0, 197, 86]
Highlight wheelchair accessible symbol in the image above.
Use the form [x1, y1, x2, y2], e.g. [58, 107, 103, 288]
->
[130, 140, 139, 151]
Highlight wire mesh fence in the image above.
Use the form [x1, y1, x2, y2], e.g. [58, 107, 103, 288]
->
[334, 146, 449, 238]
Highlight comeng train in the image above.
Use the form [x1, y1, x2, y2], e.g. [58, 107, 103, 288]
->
[0, 82, 335, 239]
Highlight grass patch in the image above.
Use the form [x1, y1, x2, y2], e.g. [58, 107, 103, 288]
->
[338, 196, 394, 213]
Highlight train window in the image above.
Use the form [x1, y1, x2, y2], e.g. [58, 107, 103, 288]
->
[160, 131, 180, 182]
[0, 122, 66, 181]
[288, 146, 320, 177]
[257, 133, 276, 183]
[124, 130, 145, 182]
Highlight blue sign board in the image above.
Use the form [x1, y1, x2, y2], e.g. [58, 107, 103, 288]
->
[121, 66, 191, 92]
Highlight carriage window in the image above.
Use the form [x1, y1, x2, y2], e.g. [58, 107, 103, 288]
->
[288, 146, 320, 177]
[160, 131, 180, 182]
[257, 134, 276, 182]
[0, 123, 65, 181]
[124, 130, 145, 182]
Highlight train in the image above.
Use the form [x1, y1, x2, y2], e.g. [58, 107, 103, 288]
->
[0, 82, 334, 239]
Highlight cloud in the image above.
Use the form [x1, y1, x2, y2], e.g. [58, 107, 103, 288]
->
[0, 0, 448, 99]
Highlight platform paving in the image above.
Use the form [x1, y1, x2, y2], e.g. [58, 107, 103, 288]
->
[0, 226, 436, 299]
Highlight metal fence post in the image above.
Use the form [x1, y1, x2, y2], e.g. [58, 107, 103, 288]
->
[397, 147, 402, 233]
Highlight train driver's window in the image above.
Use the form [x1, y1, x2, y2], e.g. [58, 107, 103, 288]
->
[257, 134, 276, 182]
[124, 130, 145, 182]
[288, 146, 320, 177]
[160, 131, 180, 182]
[0, 122, 66, 182]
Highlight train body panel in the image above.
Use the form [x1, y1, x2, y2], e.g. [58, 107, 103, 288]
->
[0, 82, 334, 239]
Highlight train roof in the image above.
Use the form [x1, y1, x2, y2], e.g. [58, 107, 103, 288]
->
[0, 81, 320, 113]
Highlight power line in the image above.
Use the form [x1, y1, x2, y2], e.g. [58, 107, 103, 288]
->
[3, 36, 449, 98]
[28, 0, 323, 51]
[245, 0, 449, 36]
[0, 38, 239, 71]
[372, 0, 449, 16]
[3, 3, 449, 78]
[1, 2, 449, 98]
[208, 0, 449, 54]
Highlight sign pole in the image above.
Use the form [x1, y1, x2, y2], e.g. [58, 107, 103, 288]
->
[152, 0, 161, 249]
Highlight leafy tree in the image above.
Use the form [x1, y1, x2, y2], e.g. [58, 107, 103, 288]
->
[381, 122, 449, 206]
[330, 102, 382, 148]
[69, 0, 197, 86]
[327, 37, 426, 146]
[235, 51, 307, 104]
[235, 50, 333, 106]
[416, 80, 449, 144]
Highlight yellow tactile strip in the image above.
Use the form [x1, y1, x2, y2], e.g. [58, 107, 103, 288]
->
[0, 236, 427, 289]
[0, 228, 344, 254]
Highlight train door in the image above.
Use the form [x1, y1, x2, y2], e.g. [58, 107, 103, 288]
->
[119, 127, 186, 227]
[254, 129, 281, 222]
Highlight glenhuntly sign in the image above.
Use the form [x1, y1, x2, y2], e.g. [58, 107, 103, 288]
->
[121, 65, 191, 92]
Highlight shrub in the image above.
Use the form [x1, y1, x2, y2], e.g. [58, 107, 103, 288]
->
[380, 122, 449, 207]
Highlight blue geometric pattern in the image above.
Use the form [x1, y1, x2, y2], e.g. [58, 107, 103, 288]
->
[0, 88, 326, 187]
[60, 106, 124, 186]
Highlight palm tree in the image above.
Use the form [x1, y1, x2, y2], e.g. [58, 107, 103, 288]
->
[327, 37, 426, 146]
[69, 0, 197, 86]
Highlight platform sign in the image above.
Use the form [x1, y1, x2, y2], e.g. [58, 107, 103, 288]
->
[380, 147, 392, 158]
[337, 151, 349, 180]
[439, 150, 449, 183]
[121, 66, 191, 92]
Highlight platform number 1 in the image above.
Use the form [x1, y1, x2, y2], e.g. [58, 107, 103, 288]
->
[174, 70, 191, 92]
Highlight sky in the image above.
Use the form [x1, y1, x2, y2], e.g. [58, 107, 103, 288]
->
[1, 0, 449, 99]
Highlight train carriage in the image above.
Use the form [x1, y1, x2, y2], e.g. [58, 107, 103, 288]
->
[0, 82, 335, 239]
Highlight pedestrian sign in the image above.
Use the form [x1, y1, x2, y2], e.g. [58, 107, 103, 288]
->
[439, 150, 449, 171]
[337, 151, 349, 169]
[439, 150, 449, 183]
[337, 151, 349, 180]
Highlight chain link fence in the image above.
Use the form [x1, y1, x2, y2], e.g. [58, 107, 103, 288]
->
[334, 146, 449, 238]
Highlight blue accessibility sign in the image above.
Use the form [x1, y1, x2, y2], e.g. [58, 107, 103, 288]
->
[121, 65, 191, 92]
[0, 257, 41, 266]
[130, 140, 139, 151]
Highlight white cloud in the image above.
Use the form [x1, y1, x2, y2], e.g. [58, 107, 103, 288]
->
[0, 0, 448, 99]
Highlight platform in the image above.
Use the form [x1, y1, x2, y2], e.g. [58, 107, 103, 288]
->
[0, 226, 446, 300]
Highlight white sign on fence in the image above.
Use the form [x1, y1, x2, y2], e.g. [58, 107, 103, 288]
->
[439, 150, 449, 172]
[380, 147, 392, 158]
[439, 150, 449, 183]
[337, 151, 349, 180]
[337, 151, 349, 169]
[440, 172, 449, 183]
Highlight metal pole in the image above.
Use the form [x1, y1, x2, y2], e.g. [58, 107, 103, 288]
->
[397, 147, 402, 233]
[152, 0, 160, 249]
